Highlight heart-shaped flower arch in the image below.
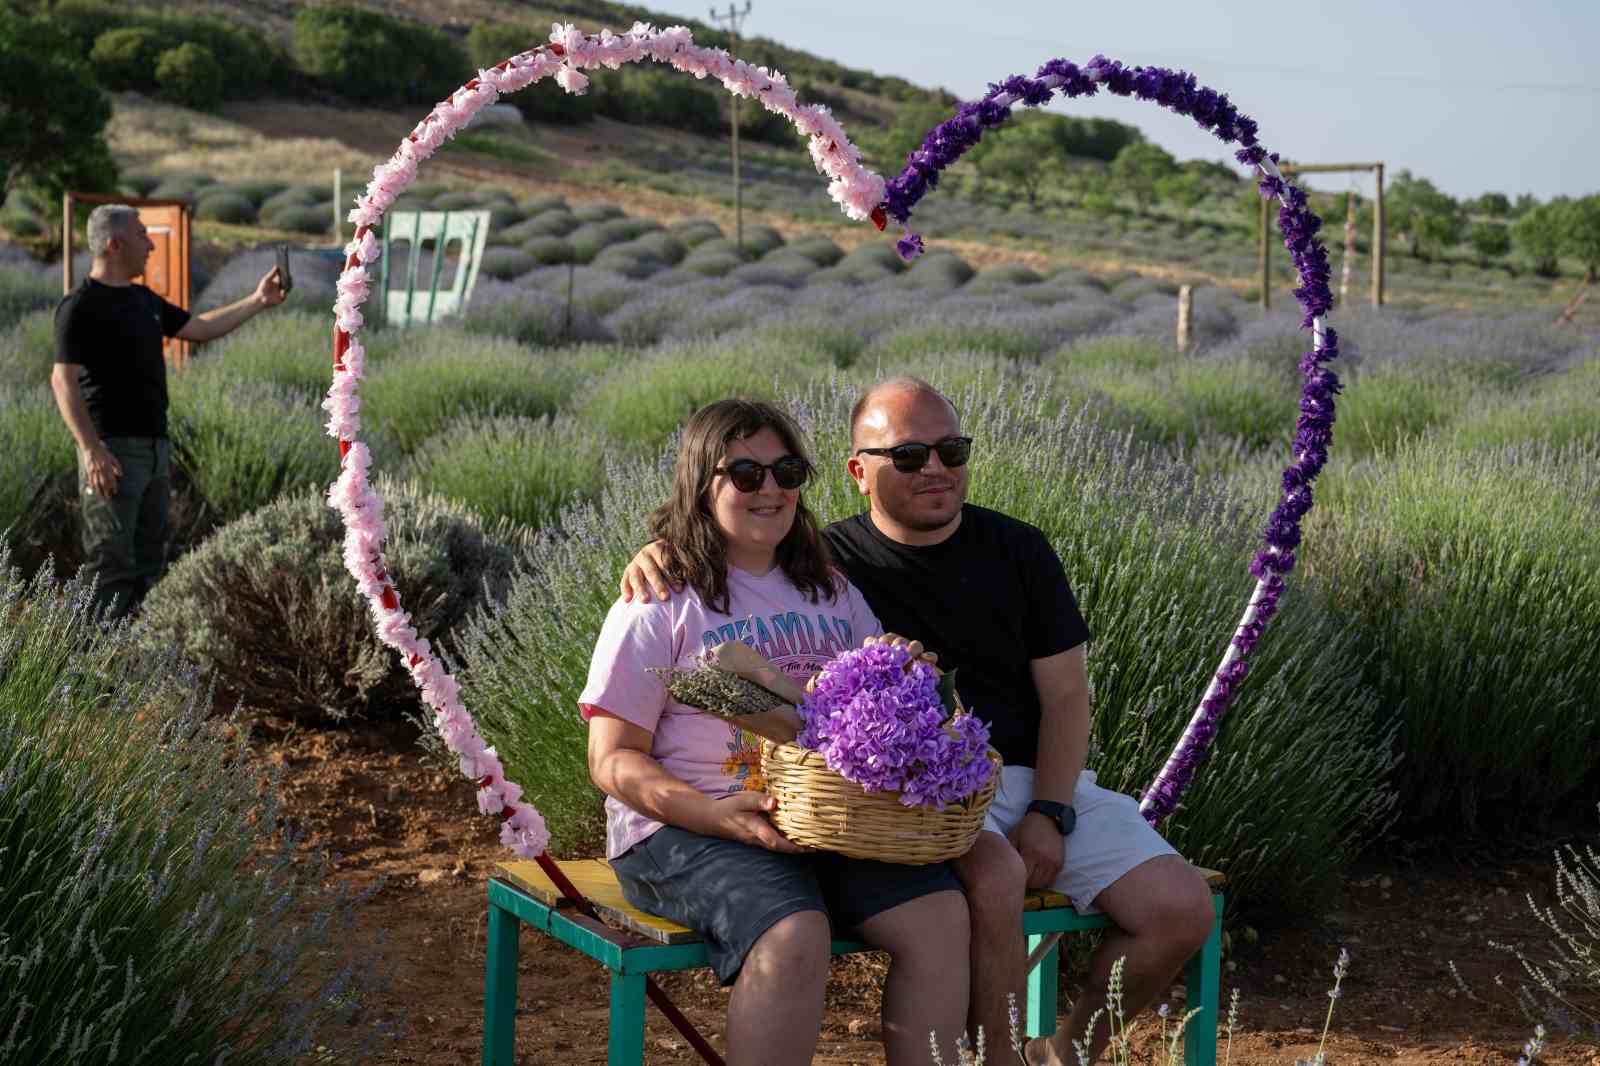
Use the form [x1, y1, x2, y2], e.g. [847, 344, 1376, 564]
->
[871, 55, 1341, 827]
[325, 31, 1340, 862]
[322, 23, 885, 861]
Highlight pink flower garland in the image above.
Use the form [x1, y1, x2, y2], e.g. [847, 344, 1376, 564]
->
[323, 23, 887, 860]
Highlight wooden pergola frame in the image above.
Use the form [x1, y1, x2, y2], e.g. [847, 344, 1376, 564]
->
[1259, 161, 1385, 309]
[62, 191, 193, 366]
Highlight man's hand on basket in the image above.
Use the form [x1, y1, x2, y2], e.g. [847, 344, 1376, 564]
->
[708, 792, 805, 853]
[620, 540, 680, 603]
[1009, 813, 1065, 892]
[864, 632, 939, 669]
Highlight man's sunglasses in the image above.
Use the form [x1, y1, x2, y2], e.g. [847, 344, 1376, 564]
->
[713, 455, 813, 493]
[854, 436, 973, 474]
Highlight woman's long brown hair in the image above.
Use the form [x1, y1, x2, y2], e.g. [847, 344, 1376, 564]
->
[649, 399, 835, 615]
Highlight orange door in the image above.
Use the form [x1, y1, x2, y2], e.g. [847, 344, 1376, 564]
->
[134, 205, 191, 368]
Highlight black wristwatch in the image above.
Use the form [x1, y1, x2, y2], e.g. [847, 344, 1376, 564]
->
[1026, 799, 1076, 837]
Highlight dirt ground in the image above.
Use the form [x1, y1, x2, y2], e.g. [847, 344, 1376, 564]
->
[254, 717, 1599, 1066]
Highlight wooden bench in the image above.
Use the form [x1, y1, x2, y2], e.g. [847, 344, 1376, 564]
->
[483, 859, 1224, 1066]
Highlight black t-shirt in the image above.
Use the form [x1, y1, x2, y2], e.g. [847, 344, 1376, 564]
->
[53, 278, 190, 438]
[824, 504, 1092, 768]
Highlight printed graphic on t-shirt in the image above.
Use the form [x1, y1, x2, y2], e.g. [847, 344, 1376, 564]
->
[720, 727, 766, 793]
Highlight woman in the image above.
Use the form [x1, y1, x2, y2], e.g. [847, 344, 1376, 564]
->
[581, 399, 970, 1066]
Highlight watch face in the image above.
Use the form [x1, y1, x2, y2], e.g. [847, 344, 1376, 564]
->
[1059, 805, 1077, 835]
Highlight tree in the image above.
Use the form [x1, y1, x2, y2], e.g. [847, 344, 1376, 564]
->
[1471, 191, 1511, 218]
[1511, 200, 1566, 278]
[1386, 170, 1461, 260]
[1468, 221, 1511, 265]
[1563, 195, 1600, 283]
[875, 98, 953, 173]
[0, 8, 117, 200]
[1109, 141, 1177, 211]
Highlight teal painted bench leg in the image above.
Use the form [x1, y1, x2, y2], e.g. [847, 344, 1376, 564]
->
[607, 971, 648, 1066]
[1182, 894, 1224, 1066]
[483, 899, 520, 1066]
[1025, 932, 1060, 1039]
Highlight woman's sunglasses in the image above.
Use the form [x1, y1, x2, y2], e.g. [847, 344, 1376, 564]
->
[714, 455, 812, 493]
[854, 436, 973, 474]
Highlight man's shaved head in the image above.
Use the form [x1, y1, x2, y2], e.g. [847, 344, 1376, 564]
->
[849, 377, 959, 449]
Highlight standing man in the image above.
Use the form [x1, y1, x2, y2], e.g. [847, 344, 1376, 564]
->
[50, 203, 286, 619]
[623, 378, 1216, 1065]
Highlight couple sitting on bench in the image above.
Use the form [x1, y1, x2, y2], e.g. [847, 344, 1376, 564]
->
[582, 381, 1216, 1066]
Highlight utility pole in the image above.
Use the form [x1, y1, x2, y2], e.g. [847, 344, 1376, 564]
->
[708, 2, 752, 257]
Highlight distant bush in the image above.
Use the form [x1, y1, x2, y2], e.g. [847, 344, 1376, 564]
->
[405, 415, 610, 529]
[50, 0, 287, 98]
[670, 218, 724, 247]
[520, 195, 566, 214]
[230, 179, 288, 206]
[506, 212, 579, 240]
[571, 203, 625, 224]
[681, 251, 741, 277]
[592, 67, 722, 135]
[185, 311, 337, 394]
[0, 385, 74, 537]
[292, 6, 465, 104]
[0, 556, 375, 1062]
[631, 231, 687, 266]
[89, 26, 164, 92]
[463, 283, 614, 348]
[138, 481, 524, 721]
[1448, 360, 1600, 451]
[271, 204, 334, 235]
[432, 191, 482, 211]
[194, 190, 257, 225]
[156, 42, 224, 110]
[0, 263, 55, 333]
[568, 221, 629, 264]
[0, 308, 54, 385]
[147, 177, 201, 202]
[479, 246, 537, 281]
[739, 224, 786, 257]
[523, 235, 574, 264]
[785, 234, 844, 266]
[509, 79, 596, 124]
[591, 245, 664, 280]
[259, 184, 323, 218]
[968, 263, 1044, 289]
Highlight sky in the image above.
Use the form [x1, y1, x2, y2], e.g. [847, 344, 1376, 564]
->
[642, 0, 1600, 203]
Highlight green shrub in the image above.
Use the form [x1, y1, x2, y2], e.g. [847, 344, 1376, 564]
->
[165, 374, 338, 523]
[89, 26, 163, 91]
[186, 310, 338, 394]
[0, 212, 43, 237]
[592, 67, 721, 135]
[147, 178, 200, 202]
[520, 195, 566, 214]
[572, 203, 626, 224]
[572, 342, 826, 449]
[121, 171, 160, 196]
[1065, 355, 1295, 450]
[1448, 359, 1600, 451]
[0, 385, 74, 538]
[194, 190, 257, 225]
[590, 246, 662, 280]
[292, 6, 465, 104]
[0, 555, 376, 1061]
[155, 42, 224, 110]
[786, 234, 844, 266]
[838, 243, 908, 274]
[524, 235, 574, 264]
[479, 246, 537, 281]
[360, 327, 585, 453]
[231, 179, 288, 206]
[968, 263, 1043, 288]
[568, 221, 627, 264]
[680, 251, 741, 278]
[739, 224, 786, 257]
[1333, 362, 1475, 456]
[0, 264, 55, 334]
[1304, 443, 1600, 831]
[51, 0, 286, 98]
[271, 204, 334, 235]
[259, 184, 323, 218]
[901, 252, 975, 288]
[433, 191, 482, 211]
[670, 218, 724, 248]
[0, 308, 55, 385]
[506, 211, 579, 240]
[138, 480, 524, 721]
[404, 415, 610, 528]
[507, 78, 596, 124]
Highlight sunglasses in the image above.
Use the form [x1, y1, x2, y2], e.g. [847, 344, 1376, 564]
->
[854, 436, 973, 474]
[714, 455, 812, 493]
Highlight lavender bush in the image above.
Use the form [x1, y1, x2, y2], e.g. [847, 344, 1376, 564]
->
[137, 479, 526, 722]
[0, 552, 381, 1063]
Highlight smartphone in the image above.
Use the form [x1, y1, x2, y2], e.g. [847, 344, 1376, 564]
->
[275, 244, 293, 294]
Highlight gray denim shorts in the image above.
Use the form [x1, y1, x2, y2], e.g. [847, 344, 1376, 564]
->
[612, 824, 962, 985]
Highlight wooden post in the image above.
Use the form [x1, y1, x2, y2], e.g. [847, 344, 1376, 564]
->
[1340, 193, 1356, 306]
[1258, 193, 1271, 310]
[61, 192, 72, 295]
[1177, 284, 1193, 351]
[709, 3, 753, 258]
[1373, 163, 1386, 307]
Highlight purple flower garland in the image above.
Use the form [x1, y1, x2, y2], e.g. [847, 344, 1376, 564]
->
[877, 55, 1342, 826]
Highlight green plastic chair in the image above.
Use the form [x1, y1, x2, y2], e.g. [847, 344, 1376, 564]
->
[378, 210, 491, 328]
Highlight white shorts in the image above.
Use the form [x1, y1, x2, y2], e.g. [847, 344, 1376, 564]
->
[982, 765, 1178, 915]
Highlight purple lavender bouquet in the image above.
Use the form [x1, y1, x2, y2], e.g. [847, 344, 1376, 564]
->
[796, 643, 995, 810]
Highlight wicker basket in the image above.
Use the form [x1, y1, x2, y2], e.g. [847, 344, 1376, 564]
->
[760, 741, 1001, 864]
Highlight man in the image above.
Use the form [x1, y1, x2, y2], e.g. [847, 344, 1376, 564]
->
[51, 203, 287, 619]
[622, 378, 1216, 1064]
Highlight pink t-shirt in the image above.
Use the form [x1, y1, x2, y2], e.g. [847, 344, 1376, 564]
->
[580, 565, 883, 859]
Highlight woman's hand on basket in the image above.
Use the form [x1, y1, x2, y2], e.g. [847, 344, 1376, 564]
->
[707, 792, 806, 853]
[864, 633, 939, 669]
